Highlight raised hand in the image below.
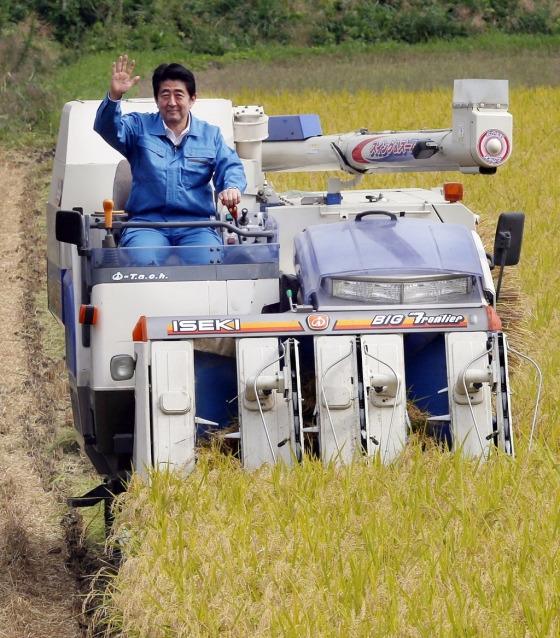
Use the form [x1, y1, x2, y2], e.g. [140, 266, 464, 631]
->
[109, 55, 140, 101]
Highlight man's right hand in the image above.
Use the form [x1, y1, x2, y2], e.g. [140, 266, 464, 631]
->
[109, 55, 140, 101]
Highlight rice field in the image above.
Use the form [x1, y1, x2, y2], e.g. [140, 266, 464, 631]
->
[93, 85, 560, 637]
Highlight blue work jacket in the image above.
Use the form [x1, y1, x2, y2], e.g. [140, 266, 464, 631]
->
[94, 95, 247, 218]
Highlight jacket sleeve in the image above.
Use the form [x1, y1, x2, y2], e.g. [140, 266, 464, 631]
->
[93, 94, 130, 156]
[212, 129, 248, 194]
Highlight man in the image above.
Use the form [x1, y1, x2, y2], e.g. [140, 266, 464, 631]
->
[94, 55, 246, 257]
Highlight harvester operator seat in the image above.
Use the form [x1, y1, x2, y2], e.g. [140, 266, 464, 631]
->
[112, 159, 132, 212]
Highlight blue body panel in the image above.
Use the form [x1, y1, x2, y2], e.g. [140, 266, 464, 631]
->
[62, 269, 77, 376]
[266, 114, 323, 141]
[295, 217, 484, 304]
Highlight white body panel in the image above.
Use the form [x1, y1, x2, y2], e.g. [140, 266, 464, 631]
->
[314, 336, 361, 464]
[445, 331, 494, 457]
[133, 340, 196, 479]
[236, 338, 297, 468]
[89, 278, 279, 390]
[361, 334, 408, 463]
[133, 341, 152, 475]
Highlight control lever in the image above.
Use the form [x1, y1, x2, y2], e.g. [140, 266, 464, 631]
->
[239, 208, 249, 227]
[102, 199, 117, 248]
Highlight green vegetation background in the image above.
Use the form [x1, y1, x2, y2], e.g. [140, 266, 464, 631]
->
[1, 0, 560, 145]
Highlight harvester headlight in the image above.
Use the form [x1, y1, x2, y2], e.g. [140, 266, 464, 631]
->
[327, 276, 473, 304]
[110, 354, 136, 381]
[331, 279, 401, 303]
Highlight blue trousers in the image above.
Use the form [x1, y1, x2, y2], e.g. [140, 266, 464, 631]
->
[120, 215, 222, 266]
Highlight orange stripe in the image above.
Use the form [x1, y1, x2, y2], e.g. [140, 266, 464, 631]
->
[240, 321, 303, 332]
[334, 320, 373, 329]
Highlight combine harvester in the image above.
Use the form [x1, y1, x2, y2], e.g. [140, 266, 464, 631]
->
[47, 79, 525, 508]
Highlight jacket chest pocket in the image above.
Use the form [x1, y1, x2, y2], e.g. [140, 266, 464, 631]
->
[180, 153, 215, 188]
[134, 139, 167, 181]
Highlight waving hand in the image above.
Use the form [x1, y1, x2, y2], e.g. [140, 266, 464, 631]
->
[109, 55, 140, 101]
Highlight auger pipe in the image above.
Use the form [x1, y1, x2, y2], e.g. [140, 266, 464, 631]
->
[261, 79, 512, 177]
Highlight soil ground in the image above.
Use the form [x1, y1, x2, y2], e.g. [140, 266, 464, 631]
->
[0, 153, 99, 637]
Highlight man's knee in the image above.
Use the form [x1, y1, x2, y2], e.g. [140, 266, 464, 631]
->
[175, 226, 221, 247]
[121, 228, 171, 248]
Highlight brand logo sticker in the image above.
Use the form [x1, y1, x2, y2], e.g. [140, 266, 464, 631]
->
[307, 314, 329, 330]
[111, 271, 168, 281]
[478, 129, 510, 165]
[169, 319, 241, 334]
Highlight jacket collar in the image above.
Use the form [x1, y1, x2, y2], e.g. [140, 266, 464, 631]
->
[146, 112, 202, 139]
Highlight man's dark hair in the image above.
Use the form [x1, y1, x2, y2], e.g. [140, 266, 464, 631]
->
[152, 63, 196, 99]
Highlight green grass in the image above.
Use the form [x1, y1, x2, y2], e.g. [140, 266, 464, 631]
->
[43, 33, 560, 130]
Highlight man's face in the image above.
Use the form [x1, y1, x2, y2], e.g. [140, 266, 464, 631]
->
[156, 79, 196, 131]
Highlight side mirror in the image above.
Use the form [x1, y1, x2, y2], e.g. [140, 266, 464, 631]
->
[493, 212, 524, 267]
[56, 209, 85, 249]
